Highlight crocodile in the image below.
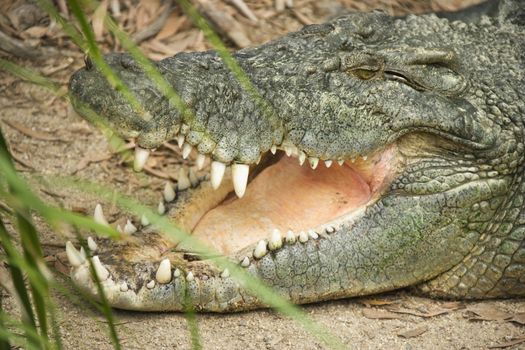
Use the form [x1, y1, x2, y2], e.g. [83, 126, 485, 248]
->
[66, 0, 525, 312]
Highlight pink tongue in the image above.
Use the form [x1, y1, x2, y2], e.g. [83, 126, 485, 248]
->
[192, 156, 372, 254]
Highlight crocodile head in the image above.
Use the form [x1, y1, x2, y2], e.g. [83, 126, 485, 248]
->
[67, 4, 525, 311]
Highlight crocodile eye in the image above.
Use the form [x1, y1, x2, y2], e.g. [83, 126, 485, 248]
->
[352, 69, 377, 80]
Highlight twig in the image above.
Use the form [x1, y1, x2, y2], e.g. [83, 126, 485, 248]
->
[195, 0, 251, 48]
[226, 0, 257, 22]
[56, 0, 69, 19]
[9, 151, 35, 170]
[132, 0, 174, 44]
[291, 9, 313, 25]
[144, 165, 177, 181]
[72, 153, 113, 174]
[0, 30, 41, 59]
[3, 119, 64, 142]
[161, 141, 180, 154]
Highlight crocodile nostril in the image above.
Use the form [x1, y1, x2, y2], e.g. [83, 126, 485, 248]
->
[120, 55, 135, 69]
[84, 55, 93, 70]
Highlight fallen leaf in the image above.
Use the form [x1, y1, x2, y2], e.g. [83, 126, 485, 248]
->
[488, 337, 525, 349]
[72, 152, 113, 174]
[143, 39, 180, 56]
[92, 0, 108, 41]
[359, 298, 396, 307]
[3, 119, 64, 142]
[21, 25, 48, 38]
[362, 308, 403, 320]
[440, 301, 463, 310]
[505, 312, 525, 325]
[466, 304, 511, 322]
[54, 252, 70, 275]
[387, 306, 452, 318]
[155, 13, 186, 41]
[397, 325, 429, 338]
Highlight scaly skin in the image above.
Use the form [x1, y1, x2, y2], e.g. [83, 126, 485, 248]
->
[67, 1, 525, 311]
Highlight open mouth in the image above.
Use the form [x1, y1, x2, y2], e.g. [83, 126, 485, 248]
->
[155, 140, 400, 256]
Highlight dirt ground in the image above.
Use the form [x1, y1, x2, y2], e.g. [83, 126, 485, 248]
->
[1, 0, 525, 349]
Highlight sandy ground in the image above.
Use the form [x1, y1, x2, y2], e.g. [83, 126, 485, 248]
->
[1, 1, 525, 349]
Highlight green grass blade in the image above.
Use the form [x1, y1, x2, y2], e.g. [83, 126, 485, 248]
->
[0, 219, 41, 349]
[0, 58, 62, 93]
[84, 243, 122, 350]
[16, 214, 49, 344]
[0, 311, 54, 349]
[0, 129, 121, 349]
[184, 310, 202, 350]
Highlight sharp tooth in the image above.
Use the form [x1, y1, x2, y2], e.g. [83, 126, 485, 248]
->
[177, 135, 185, 148]
[182, 143, 192, 159]
[93, 204, 109, 226]
[124, 220, 137, 235]
[210, 161, 226, 190]
[196, 154, 206, 170]
[221, 268, 230, 278]
[240, 256, 250, 267]
[362, 155, 368, 161]
[255, 155, 261, 164]
[120, 282, 128, 292]
[253, 240, 268, 259]
[155, 258, 172, 284]
[298, 231, 308, 243]
[141, 214, 149, 226]
[79, 246, 86, 259]
[66, 241, 85, 267]
[298, 152, 306, 166]
[325, 226, 335, 234]
[337, 159, 344, 166]
[133, 147, 150, 172]
[91, 256, 109, 281]
[158, 201, 166, 215]
[270, 145, 277, 154]
[116, 224, 123, 233]
[324, 160, 332, 168]
[351, 157, 356, 163]
[177, 168, 191, 190]
[87, 237, 97, 251]
[268, 229, 282, 250]
[285, 230, 296, 244]
[284, 146, 292, 156]
[308, 230, 319, 239]
[232, 163, 249, 198]
[173, 268, 181, 278]
[163, 182, 176, 202]
[308, 157, 319, 169]
[146, 280, 155, 289]
[189, 168, 199, 187]
[186, 271, 194, 281]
